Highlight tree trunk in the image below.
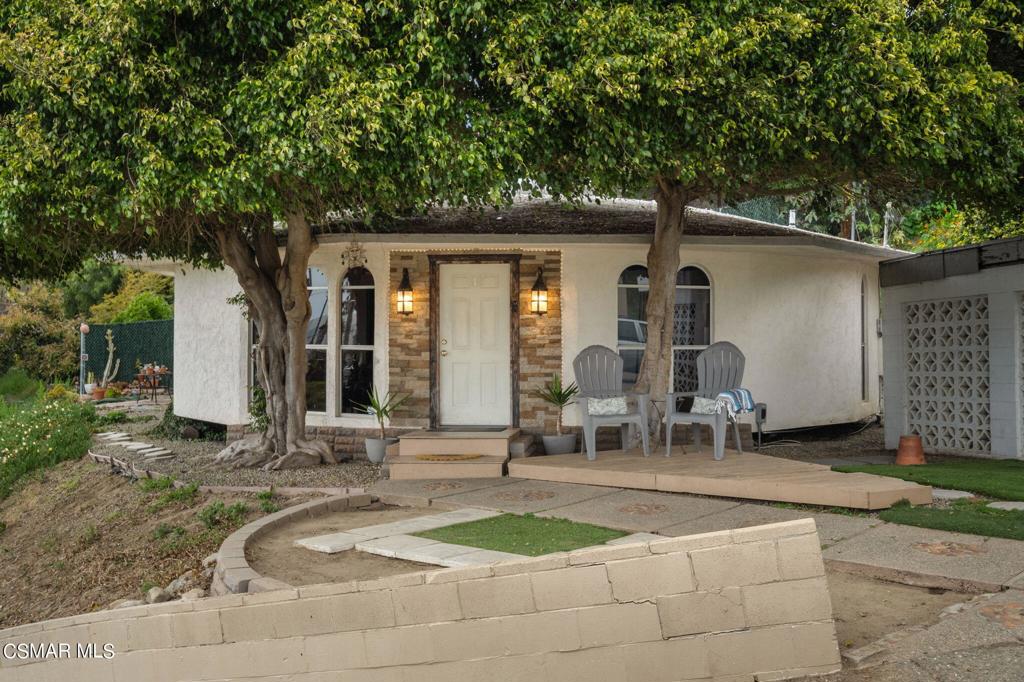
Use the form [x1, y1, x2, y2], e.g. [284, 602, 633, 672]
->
[211, 215, 334, 470]
[635, 181, 689, 434]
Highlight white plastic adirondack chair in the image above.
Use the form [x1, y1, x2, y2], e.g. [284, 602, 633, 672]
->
[572, 345, 650, 461]
[665, 341, 750, 460]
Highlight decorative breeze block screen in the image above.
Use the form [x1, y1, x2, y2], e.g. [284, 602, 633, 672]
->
[904, 296, 991, 454]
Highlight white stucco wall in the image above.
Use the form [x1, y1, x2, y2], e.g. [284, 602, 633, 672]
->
[882, 262, 1023, 459]
[172, 267, 250, 425]
[561, 244, 881, 431]
[166, 239, 883, 433]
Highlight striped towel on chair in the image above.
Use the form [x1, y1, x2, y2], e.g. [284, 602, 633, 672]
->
[716, 389, 756, 419]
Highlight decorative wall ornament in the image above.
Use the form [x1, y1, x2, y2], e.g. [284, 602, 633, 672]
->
[339, 241, 368, 270]
[904, 296, 991, 454]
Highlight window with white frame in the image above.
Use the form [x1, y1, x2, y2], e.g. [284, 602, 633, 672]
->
[305, 268, 329, 413]
[617, 265, 649, 389]
[671, 266, 712, 395]
[340, 267, 374, 413]
[861, 276, 868, 401]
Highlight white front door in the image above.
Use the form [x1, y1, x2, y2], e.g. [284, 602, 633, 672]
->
[438, 263, 512, 426]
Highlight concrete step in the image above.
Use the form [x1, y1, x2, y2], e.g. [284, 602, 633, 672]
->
[387, 453, 508, 480]
[509, 434, 535, 458]
[398, 428, 518, 458]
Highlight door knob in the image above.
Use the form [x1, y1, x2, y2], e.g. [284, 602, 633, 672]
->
[441, 350, 448, 357]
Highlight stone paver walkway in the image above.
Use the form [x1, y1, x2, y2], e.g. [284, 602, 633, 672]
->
[368, 477, 1024, 593]
[96, 431, 174, 461]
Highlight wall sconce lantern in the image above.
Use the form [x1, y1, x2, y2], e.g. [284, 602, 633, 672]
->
[530, 267, 548, 315]
[396, 268, 414, 315]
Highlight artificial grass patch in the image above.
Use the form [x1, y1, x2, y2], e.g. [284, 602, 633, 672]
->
[833, 461, 1024, 501]
[880, 499, 1024, 541]
[413, 513, 627, 556]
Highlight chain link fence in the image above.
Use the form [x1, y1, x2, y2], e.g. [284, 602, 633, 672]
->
[83, 319, 173, 387]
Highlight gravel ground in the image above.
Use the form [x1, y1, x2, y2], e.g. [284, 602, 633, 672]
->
[756, 420, 890, 461]
[90, 417, 384, 489]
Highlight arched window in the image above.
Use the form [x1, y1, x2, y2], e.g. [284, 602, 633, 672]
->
[672, 266, 712, 395]
[305, 267, 329, 413]
[617, 265, 649, 388]
[340, 267, 374, 413]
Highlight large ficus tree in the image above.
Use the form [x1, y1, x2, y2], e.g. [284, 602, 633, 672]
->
[0, 0, 518, 469]
[484, 0, 1024, 407]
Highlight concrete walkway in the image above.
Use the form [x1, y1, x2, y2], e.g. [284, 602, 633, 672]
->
[369, 477, 1024, 594]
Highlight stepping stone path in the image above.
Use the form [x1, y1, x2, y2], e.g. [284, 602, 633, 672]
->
[989, 501, 1024, 511]
[95, 433, 175, 461]
[932, 488, 976, 501]
[295, 510, 666, 568]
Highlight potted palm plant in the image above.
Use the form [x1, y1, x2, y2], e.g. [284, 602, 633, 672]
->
[357, 387, 409, 463]
[536, 374, 579, 455]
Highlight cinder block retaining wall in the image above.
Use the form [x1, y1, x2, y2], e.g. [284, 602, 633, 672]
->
[0, 519, 839, 682]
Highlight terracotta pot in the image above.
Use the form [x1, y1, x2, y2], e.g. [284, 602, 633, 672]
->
[896, 435, 926, 466]
[91, 386, 107, 400]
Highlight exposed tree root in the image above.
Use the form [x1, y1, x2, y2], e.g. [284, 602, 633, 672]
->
[214, 435, 336, 470]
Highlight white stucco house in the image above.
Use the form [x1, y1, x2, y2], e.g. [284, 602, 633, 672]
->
[146, 197, 897, 457]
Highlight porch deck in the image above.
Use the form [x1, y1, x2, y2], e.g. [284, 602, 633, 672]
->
[507, 447, 932, 510]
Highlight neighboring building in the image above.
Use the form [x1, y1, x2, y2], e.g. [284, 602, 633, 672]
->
[144, 197, 894, 457]
[881, 236, 1024, 459]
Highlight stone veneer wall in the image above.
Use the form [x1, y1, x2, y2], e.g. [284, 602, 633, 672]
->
[0, 519, 840, 682]
[388, 250, 563, 433]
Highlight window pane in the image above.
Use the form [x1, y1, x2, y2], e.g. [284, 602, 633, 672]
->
[341, 289, 374, 346]
[308, 287, 329, 344]
[677, 266, 710, 286]
[618, 286, 648, 334]
[307, 267, 327, 288]
[673, 348, 700, 394]
[618, 265, 649, 287]
[620, 349, 643, 389]
[673, 289, 711, 346]
[343, 267, 374, 287]
[341, 350, 373, 414]
[306, 349, 327, 412]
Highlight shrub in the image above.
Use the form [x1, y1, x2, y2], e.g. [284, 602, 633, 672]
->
[0, 398, 95, 501]
[149, 401, 225, 442]
[44, 383, 75, 402]
[104, 386, 122, 399]
[138, 475, 175, 492]
[109, 291, 173, 324]
[0, 367, 42, 403]
[89, 271, 173, 324]
[0, 284, 78, 383]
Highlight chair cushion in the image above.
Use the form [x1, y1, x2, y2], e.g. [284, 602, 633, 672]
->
[690, 396, 721, 415]
[587, 397, 628, 416]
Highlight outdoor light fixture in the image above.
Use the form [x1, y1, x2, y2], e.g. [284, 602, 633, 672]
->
[396, 268, 414, 315]
[530, 267, 549, 315]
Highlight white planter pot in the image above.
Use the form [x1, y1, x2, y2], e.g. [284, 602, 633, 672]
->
[365, 437, 398, 464]
[542, 434, 577, 455]
[83, 383, 94, 394]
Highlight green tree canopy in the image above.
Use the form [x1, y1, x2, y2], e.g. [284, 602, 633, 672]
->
[483, 0, 1024, 397]
[0, 0, 521, 468]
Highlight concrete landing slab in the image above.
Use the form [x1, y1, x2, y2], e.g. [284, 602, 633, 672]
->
[400, 542, 485, 565]
[658, 503, 881, 546]
[510, 448, 929, 510]
[441, 548, 525, 566]
[437, 479, 620, 514]
[823, 524, 1024, 592]
[125, 443, 154, 451]
[537, 489, 741, 532]
[989, 501, 1024, 511]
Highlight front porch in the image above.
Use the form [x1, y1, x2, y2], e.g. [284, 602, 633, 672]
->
[507, 447, 933, 510]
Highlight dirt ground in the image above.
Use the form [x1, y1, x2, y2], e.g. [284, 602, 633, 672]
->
[827, 571, 967, 650]
[248, 504, 433, 586]
[0, 456, 312, 628]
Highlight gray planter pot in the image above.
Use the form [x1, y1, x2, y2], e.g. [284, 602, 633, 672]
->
[542, 433, 577, 455]
[365, 437, 398, 464]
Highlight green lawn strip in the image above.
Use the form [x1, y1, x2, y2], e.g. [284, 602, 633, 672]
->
[879, 499, 1024, 541]
[413, 513, 627, 557]
[833, 461, 1024, 501]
